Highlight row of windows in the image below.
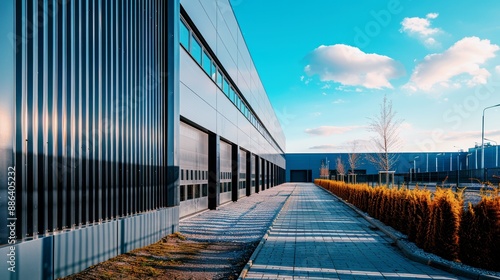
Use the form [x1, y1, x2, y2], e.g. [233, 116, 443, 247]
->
[181, 170, 264, 183]
[181, 169, 208, 181]
[220, 182, 231, 193]
[179, 181, 249, 202]
[221, 171, 231, 180]
[180, 16, 283, 154]
[180, 184, 209, 202]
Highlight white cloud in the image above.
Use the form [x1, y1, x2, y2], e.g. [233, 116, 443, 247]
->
[426, 13, 439, 19]
[401, 15, 440, 36]
[442, 129, 500, 142]
[300, 75, 312, 85]
[424, 37, 438, 47]
[304, 125, 357, 136]
[400, 13, 441, 48]
[322, 92, 327, 96]
[309, 144, 338, 150]
[321, 84, 331, 89]
[304, 44, 405, 89]
[332, 99, 346, 104]
[496, 65, 500, 74]
[405, 37, 499, 91]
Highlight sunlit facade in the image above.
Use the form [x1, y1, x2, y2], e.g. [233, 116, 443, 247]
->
[0, 1, 285, 278]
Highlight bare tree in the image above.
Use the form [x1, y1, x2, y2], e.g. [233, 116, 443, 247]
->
[365, 95, 403, 172]
[347, 140, 362, 175]
[336, 156, 345, 181]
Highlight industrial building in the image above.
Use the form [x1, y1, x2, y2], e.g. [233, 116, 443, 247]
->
[287, 145, 500, 185]
[0, 0, 285, 278]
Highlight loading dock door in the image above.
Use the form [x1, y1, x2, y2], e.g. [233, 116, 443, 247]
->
[290, 170, 312, 182]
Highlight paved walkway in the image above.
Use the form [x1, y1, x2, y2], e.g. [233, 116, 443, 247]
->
[180, 185, 296, 243]
[244, 183, 465, 280]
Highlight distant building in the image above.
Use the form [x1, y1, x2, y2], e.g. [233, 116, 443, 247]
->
[286, 148, 500, 183]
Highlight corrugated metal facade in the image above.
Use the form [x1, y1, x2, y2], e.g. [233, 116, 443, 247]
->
[12, 0, 172, 241]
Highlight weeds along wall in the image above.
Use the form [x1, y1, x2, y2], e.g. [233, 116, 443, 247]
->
[314, 179, 500, 272]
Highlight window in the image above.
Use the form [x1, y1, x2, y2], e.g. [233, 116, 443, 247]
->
[180, 185, 186, 201]
[236, 95, 241, 110]
[181, 169, 184, 180]
[195, 185, 200, 198]
[202, 51, 211, 76]
[187, 185, 194, 200]
[211, 62, 217, 81]
[223, 78, 229, 96]
[229, 87, 235, 102]
[180, 20, 190, 49]
[191, 36, 202, 63]
[202, 184, 208, 197]
[216, 69, 223, 88]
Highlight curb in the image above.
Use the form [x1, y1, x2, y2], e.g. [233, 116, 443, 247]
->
[316, 185, 500, 280]
[238, 185, 297, 279]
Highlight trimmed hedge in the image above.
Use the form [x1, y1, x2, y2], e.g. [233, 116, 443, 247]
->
[315, 179, 499, 272]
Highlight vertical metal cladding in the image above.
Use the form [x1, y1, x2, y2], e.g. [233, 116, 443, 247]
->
[13, 0, 169, 241]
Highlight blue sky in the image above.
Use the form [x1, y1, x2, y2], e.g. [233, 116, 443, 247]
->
[232, 0, 500, 153]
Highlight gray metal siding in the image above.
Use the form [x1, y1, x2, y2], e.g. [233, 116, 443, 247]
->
[5, 0, 175, 242]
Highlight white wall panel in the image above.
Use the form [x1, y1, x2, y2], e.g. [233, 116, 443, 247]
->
[217, 113, 239, 144]
[216, 34, 238, 82]
[180, 49, 217, 108]
[180, 0, 217, 51]
[216, 90, 238, 127]
[180, 83, 216, 132]
[180, 1, 286, 169]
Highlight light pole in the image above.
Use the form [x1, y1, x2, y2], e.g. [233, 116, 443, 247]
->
[426, 153, 429, 172]
[453, 146, 462, 171]
[449, 154, 453, 171]
[436, 153, 443, 184]
[466, 153, 472, 170]
[481, 104, 500, 179]
[484, 138, 498, 167]
[413, 156, 419, 184]
[436, 153, 443, 172]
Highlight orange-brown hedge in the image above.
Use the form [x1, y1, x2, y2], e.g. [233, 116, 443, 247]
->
[314, 179, 499, 271]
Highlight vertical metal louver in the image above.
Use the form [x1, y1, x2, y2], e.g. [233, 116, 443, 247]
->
[13, 0, 170, 240]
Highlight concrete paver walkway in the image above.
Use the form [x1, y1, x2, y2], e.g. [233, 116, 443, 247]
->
[244, 183, 465, 280]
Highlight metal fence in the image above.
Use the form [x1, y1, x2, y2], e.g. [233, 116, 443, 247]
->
[334, 168, 500, 188]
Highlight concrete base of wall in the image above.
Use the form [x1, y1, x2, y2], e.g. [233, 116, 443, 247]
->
[180, 197, 209, 218]
[220, 192, 232, 204]
[239, 188, 246, 198]
[0, 206, 179, 280]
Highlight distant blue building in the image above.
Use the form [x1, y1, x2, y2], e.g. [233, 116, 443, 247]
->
[286, 145, 500, 183]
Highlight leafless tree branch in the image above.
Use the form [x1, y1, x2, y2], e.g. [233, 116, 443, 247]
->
[365, 95, 403, 172]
